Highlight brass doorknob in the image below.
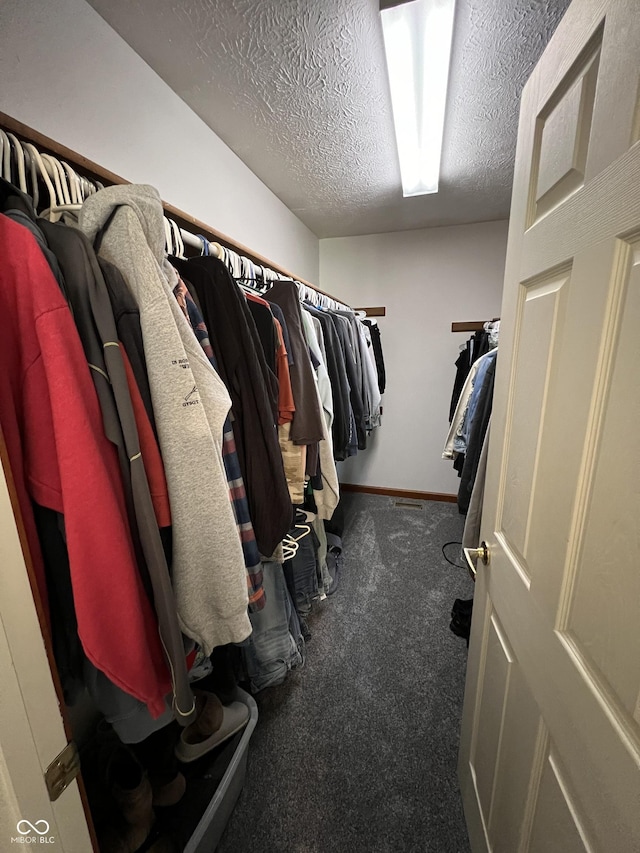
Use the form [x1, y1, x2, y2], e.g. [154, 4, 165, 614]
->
[462, 541, 490, 581]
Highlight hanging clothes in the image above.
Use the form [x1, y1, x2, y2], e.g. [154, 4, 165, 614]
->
[458, 352, 496, 514]
[265, 280, 326, 446]
[300, 308, 339, 521]
[449, 320, 500, 423]
[273, 318, 296, 425]
[80, 185, 251, 655]
[172, 275, 265, 613]
[100, 257, 157, 434]
[356, 319, 382, 430]
[241, 560, 304, 692]
[245, 290, 295, 426]
[0, 177, 66, 293]
[170, 254, 292, 556]
[364, 318, 386, 395]
[0, 213, 170, 717]
[1, 122, 387, 723]
[269, 300, 294, 366]
[304, 304, 351, 462]
[39, 219, 195, 724]
[462, 421, 491, 552]
[331, 312, 367, 450]
[444, 348, 497, 461]
[246, 295, 278, 376]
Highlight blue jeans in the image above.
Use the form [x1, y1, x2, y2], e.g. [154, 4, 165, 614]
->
[287, 528, 320, 616]
[241, 561, 303, 692]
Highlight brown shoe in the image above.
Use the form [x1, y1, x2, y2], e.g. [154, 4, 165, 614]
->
[106, 746, 154, 851]
[151, 771, 187, 807]
[176, 697, 249, 763]
[187, 691, 224, 739]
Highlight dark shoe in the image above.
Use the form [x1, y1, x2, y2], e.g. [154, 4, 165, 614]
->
[105, 746, 154, 852]
[326, 535, 343, 596]
[452, 598, 473, 618]
[151, 771, 186, 808]
[449, 616, 471, 646]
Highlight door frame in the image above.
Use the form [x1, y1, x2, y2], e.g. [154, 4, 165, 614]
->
[0, 429, 95, 852]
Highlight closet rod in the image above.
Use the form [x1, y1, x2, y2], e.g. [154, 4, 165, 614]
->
[0, 111, 344, 305]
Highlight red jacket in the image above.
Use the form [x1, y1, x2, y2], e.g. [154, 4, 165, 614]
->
[0, 215, 170, 716]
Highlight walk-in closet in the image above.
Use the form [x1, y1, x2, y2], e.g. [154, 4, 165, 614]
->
[1, 1, 639, 851]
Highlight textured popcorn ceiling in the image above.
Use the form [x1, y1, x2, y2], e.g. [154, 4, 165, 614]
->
[87, 0, 570, 238]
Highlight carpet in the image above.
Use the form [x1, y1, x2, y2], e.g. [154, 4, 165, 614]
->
[217, 492, 475, 853]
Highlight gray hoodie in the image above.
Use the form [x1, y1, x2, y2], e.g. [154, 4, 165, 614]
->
[80, 185, 251, 654]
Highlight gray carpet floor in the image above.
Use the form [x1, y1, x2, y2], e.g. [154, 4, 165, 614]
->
[217, 493, 475, 853]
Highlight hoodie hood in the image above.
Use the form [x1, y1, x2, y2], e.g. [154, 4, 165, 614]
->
[80, 184, 177, 285]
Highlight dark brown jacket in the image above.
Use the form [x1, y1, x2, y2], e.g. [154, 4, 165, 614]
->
[172, 256, 292, 555]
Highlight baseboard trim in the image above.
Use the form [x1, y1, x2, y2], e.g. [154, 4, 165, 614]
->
[340, 483, 457, 503]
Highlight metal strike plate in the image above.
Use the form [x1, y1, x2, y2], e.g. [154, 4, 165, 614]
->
[45, 741, 80, 801]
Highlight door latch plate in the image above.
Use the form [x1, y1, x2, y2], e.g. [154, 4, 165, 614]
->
[45, 741, 80, 801]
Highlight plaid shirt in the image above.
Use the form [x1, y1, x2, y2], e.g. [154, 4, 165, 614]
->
[174, 278, 265, 611]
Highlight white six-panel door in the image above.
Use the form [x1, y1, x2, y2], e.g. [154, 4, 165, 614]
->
[459, 0, 640, 851]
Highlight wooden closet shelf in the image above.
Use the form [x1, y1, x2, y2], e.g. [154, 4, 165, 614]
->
[451, 319, 499, 333]
[355, 306, 386, 317]
[0, 110, 346, 306]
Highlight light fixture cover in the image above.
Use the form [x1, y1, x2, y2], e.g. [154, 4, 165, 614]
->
[381, 0, 456, 196]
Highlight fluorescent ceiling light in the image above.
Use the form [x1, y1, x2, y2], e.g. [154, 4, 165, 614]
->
[381, 0, 456, 196]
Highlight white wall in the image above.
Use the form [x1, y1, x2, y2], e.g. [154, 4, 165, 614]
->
[0, 0, 319, 283]
[320, 220, 509, 496]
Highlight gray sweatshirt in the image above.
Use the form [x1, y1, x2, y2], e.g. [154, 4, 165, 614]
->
[80, 185, 251, 654]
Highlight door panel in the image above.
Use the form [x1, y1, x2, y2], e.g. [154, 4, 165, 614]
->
[486, 666, 541, 853]
[525, 242, 623, 615]
[470, 610, 514, 821]
[531, 42, 600, 224]
[562, 240, 640, 721]
[527, 750, 593, 853]
[459, 1, 640, 850]
[499, 268, 569, 565]
[584, 5, 640, 176]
